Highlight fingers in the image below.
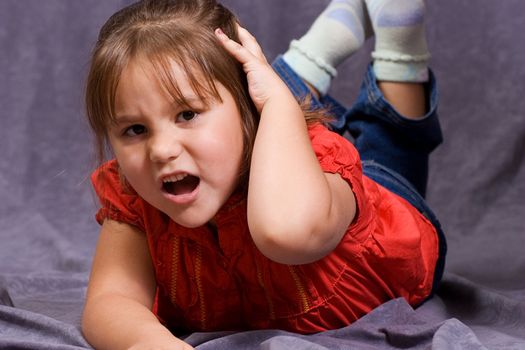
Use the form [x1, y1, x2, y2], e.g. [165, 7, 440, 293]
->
[215, 27, 248, 63]
[215, 24, 267, 64]
[236, 25, 267, 63]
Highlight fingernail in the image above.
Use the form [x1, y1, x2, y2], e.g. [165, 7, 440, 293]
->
[215, 28, 224, 36]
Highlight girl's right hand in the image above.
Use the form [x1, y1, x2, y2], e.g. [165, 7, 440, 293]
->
[82, 219, 194, 350]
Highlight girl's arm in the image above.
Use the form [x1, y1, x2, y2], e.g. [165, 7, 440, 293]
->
[82, 219, 193, 350]
[216, 26, 356, 265]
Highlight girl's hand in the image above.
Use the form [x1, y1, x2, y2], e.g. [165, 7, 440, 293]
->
[215, 24, 290, 113]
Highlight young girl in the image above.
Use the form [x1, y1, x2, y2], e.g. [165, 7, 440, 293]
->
[82, 0, 446, 349]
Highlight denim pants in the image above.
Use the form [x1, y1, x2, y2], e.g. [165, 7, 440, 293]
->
[272, 56, 447, 294]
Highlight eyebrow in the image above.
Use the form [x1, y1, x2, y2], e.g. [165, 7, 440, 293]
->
[112, 96, 208, 125]
[111, 115, 139, 126]
[174, 95, 206, 106]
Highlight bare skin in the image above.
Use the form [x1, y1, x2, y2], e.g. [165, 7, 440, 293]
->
[378, 81, 426, 119]
[306, 81, 427, 120]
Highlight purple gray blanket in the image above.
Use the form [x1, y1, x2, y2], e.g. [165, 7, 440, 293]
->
[1, 0, 524, 349]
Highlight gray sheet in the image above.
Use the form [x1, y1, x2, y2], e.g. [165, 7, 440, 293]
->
[1, 0, 524, 349]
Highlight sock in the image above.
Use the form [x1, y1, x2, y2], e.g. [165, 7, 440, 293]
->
[365, 0, 430, 82]
[283, 0, 371, 95]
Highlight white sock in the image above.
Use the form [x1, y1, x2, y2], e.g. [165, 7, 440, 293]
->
[366, 0, 430, 82]
[283, 0, 371, 95]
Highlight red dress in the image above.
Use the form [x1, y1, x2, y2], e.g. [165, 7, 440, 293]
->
[91, 123, 439, 334]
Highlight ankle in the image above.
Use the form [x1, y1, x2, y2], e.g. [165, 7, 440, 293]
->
[366, 0, 430, 82]
[283, 0, 369, 94]
[282, 42, 335, 95]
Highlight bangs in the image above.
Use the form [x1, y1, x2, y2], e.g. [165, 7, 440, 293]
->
[148, 48, 223, 111]
[127, 25, 226, 114]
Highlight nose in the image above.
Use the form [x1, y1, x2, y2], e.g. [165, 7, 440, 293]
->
[147, 129, 183, 163]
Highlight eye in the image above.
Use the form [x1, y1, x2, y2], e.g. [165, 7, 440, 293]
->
[177, 110, 198, 122]
[123, 124, 146, 137]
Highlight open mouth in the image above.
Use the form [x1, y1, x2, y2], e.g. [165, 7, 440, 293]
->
[162, 174, 200, 196]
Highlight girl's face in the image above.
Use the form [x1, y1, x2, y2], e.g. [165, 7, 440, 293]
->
[108, 58, 245, 228]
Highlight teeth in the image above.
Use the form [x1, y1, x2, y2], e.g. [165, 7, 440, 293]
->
[163, 173, 188, 183]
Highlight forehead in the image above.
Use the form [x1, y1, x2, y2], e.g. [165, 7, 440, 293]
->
[115, 55, 221, 112]
[119, 57, 188, 93]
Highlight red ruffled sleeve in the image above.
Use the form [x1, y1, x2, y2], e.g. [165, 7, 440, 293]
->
[306, 124, 438, 306]
[308, 124, 362, 183]
[308, 124, 371, 242]
[90, 159, 146, 231]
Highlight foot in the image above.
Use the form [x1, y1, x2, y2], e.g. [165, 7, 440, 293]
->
[283, 0, 371, 94]
[365, 0, 430, 82]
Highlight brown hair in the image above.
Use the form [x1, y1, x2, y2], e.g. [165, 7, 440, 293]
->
[85, 0, 328, 187]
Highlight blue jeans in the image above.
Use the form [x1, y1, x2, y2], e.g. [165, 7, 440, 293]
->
[272, 56, 447, 294]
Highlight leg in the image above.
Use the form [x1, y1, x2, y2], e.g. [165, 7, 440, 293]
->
[347, 0, 439, 196]
[356, 0, 446, 290]
[346, 66, 441, 197]
[366, 0, 430, 83]
[366, 0, 430, 119]
[378, 81, 426, 119]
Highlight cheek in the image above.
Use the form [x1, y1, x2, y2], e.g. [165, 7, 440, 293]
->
[223, 124, 245, 165]
[112, 146, 147, 182]
[200, 123, 245, 173]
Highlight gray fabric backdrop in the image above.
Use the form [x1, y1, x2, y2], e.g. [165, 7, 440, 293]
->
[1, 1, 524, 349]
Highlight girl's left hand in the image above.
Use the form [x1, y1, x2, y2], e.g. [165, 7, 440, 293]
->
[215, 24, 290, 113]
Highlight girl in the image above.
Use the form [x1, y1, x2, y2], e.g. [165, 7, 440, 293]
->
[82, 0, 446, 349]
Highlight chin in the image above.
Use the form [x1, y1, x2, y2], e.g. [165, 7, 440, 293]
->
[168, 212, 214, 229]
